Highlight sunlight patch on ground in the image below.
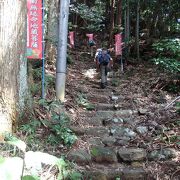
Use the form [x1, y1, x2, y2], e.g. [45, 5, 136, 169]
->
[83, 68, 98, 79]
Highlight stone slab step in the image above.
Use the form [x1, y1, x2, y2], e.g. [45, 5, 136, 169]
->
[81, 110, 138, 119]
[95, 103, 115, 111]
[82, 166, 147, 180]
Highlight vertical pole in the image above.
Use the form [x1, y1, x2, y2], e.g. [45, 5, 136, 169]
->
[42, 0, 45, 99]
[56, 0, 70, 102]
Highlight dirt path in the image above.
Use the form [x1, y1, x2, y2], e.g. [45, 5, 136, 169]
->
[65, 53, 179, 180]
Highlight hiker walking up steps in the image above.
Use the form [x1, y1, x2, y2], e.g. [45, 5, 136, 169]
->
[95, 48, 113, 89]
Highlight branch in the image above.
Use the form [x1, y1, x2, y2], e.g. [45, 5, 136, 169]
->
[164, 96, 180, 110]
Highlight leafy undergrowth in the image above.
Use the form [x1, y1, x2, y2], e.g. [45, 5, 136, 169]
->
[17, 100, 77, 154]
[0, 134, 81, 180]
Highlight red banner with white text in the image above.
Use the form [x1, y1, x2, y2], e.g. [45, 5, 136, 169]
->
[115, 34, 122, 56]
[86, 33, 94, 41]
[69, 31, 75, 48]
[27, 0, 42, 59]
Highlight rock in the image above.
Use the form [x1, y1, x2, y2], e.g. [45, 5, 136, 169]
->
[116, 136, 130, 146]
[83, 167, 123, 180]
[148, 148, 177, 161]
[88, 137, 104, 146]
[123, 118, 135, 125]
[124, 128, 137, 138]
[102, 136, 116, 146]
[148, 150, 162, 161]
[67, 149, 91, 165]
[103, 118, 123, 126]
[136, 126, 148, 135]
[111, 95, 119, 101]
[86, 117, 103, 126]
[69, 126, 85, 135]
[122, 167, 147, 180]
[131, 162, 144, 167]
[95, 110, 138, 120]
[0, 157, 23, 180]
[110, 127, 136, 138]
[83, 171, 107, 180]
[110, 126, 125, 136]
[96, 103, 115, 111]
[91, 146, 118, 163]
[138, 108, 148, 115]
[162, 148, 177, 159]
[86, 127, 109, 137]
[118, 148, 146, 162]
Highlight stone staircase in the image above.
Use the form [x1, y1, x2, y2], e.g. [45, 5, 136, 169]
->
[66, 64, 179, 180]
[66, 77, 149, 179]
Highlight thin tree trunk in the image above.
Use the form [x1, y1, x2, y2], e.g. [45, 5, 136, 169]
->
[135, 0, 140, 61]
[116, 0, 122, 31]
[126, 0, 130, 58]
[124, 0, 130, 60]
[46, 0, 59, 63]
[109, 0, 116, 46]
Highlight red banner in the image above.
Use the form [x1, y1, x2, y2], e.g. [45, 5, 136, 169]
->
[86, 33, 94, 41]
[69, 31, 75, 48]
[27, 0, 42, 59]
[115, 34, 122, 56]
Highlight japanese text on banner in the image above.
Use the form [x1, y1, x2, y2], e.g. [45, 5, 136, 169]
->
[115, 34, 122, 56]
[27, 0, 42, 59]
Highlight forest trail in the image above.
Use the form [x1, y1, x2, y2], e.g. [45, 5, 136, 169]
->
[65, 52, 179, 180]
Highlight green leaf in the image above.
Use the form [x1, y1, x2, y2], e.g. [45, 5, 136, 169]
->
[4, 134, 26, 152]
[22, 175, 37, 180]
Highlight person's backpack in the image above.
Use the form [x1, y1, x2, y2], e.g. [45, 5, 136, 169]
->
[97, 50, 110, 65]
[88, 40, 96, 47]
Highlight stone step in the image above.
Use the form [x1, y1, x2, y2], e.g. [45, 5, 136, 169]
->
[95, 103, 133, 111]
[81, 110, 138, 120]
[67, 147, 147, 165]
[82, 166, 147, 180]
[95, 103, 116, 111]
[85, 94, 111, 103]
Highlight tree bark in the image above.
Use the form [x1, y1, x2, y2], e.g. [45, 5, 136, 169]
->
[46, 0, 59, 63]
[135, 0, 140, 61]
[116, 0, 122, 32]
[109, 0, 116, 47]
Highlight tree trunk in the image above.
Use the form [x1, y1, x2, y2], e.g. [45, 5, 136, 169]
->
[124, 0, 130, 60]
[109, 0, 116, 47]
[116, 0, 122, 32]
[135, 0, 140, 61]
[46, 0, 59, 63]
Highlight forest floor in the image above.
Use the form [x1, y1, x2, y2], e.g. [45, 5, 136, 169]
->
[62, 49, 180, 180]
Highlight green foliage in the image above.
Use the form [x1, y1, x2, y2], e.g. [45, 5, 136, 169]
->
[68, 171, 82, 180]
[4, 133, 26, 152]
[19, 100, 77, 148]
[175, 102, 180, 114]
[112, 78, 119, 87]
[152, 38, 180, 58]
[22, 175, 36, 180]
[76, 93, 95, 111]
[67, 53, 74, 64]
[20, 120, 41, 135]
[30, 83, 41, 96]
[49, 114, 77, 146]
[70, 0, 105, 32]
[152, 57, 180, 73]
[45, 74, 55, 87]
[152, 38, 180, 73]
[1, 135, 80, 180]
